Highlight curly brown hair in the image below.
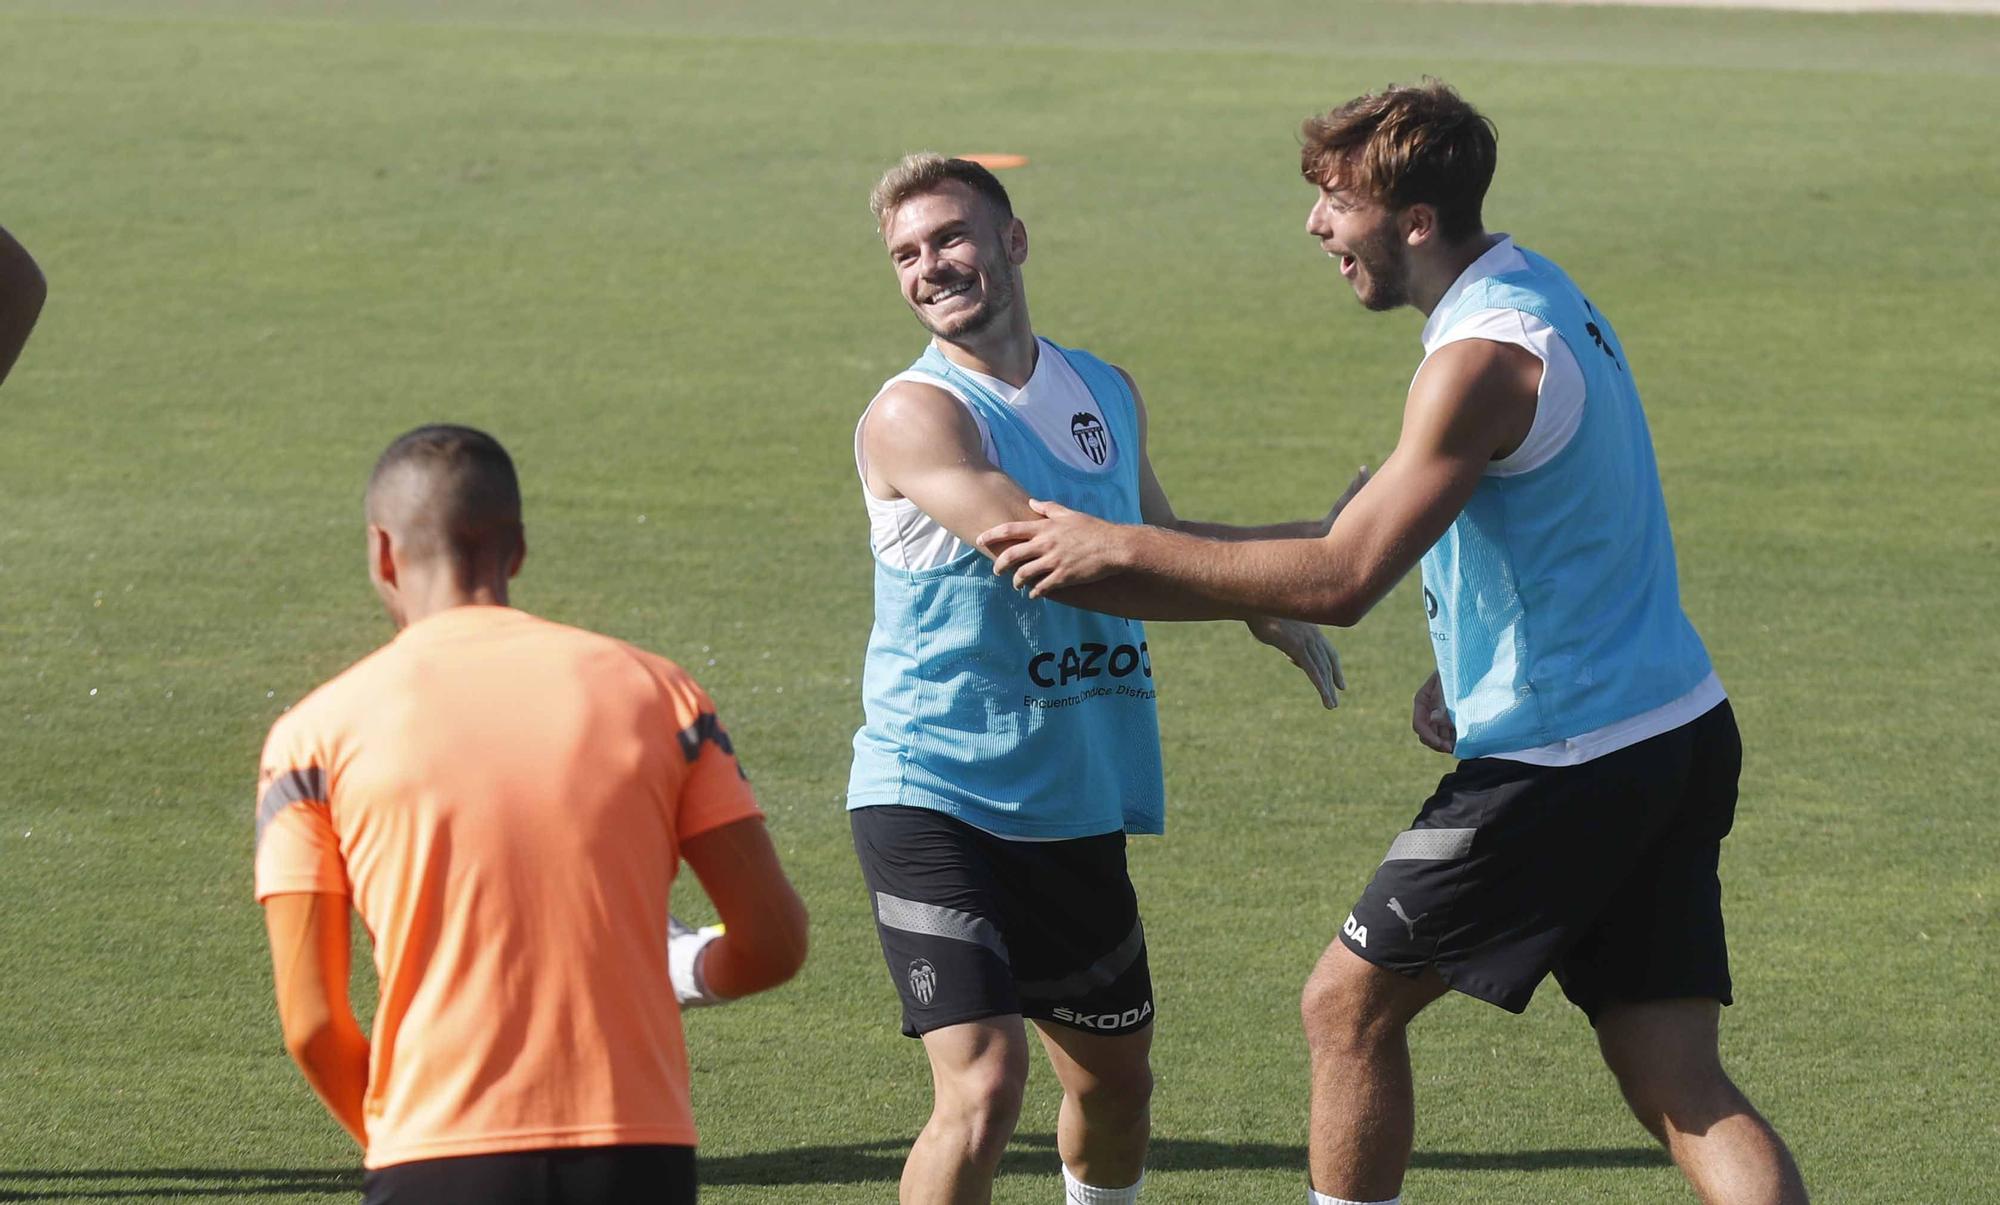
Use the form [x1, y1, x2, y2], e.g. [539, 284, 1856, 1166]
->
[1301, 79, 1497, 243]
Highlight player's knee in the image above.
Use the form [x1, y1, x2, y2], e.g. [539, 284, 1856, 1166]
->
[957, 1087, 1025, 1166]
[1662, 1073, 1751, 1140]
[935, 1056, 1028, 1162]
[1610, 1053, 1739, 1137]
[1300, 959, 1381, 1051]
[1300, 964, 1344, 1038]
[1068, 1057, 1153, 1125]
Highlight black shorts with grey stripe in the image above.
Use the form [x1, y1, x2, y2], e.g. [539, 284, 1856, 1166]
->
[850, 805, 1154, 1038]
[1339, 700, 1741, 1022]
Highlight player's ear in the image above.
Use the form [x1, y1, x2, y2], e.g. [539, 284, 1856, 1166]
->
[366, 524, 397, 589]
[1006, 217, 1028, 266]
[1401, 203, 1437, 249]
[507, 526, 526, 579]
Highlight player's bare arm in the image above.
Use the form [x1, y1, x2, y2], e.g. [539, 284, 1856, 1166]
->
[977, 338, 1540, 627]
[859, 379, 1034, 536]
[262, 892, 370, 1146]
[863, 378, 1220, 623]
[682, 816, 809, 1000]
[864, 379, 1343, 705]
[0, 225, 47, 389]
[1120, 368, 1347, 709]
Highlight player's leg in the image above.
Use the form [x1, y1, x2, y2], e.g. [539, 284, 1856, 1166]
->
[1559, 702, 1806, 1203]
[852, 806, 1035, 1204]
[1307, 743, 1699, 1204]
[1002, 828, 1156, 1201]
[1300, 942, 1449, 1203]
[1303, 757, 1537, 1203]
[1032, 1020, 1152, 1200]
[1595, 999, 1807, 1204]
[905, 1017, 1033, 1205]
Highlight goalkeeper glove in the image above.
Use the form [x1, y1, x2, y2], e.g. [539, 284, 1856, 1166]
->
[668, 915, 729, 1008]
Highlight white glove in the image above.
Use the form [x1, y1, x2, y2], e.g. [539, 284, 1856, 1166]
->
[668, 915, 729, 1008]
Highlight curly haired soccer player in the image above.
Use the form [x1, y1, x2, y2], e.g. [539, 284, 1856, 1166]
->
[850, 154, 1362, 1205]
[978, 82, 1808, 1205]
[254, 424, 808, 1204]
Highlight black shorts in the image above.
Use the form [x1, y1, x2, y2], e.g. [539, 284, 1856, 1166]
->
[361, 1144, 696, 1205]
[1339, 700, 1741, 1022]
[851, 805, 1155, 1038]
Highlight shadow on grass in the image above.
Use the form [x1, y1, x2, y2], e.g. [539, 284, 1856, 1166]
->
[0, 1168, 359, 1201]
[702, 1132, 1670, 1184]
[0, 1143, 1668, 1197]
[1415, 1147, 1670, 1171]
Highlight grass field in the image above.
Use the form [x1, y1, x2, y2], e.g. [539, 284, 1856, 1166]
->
[1, 1, 1996, 1201]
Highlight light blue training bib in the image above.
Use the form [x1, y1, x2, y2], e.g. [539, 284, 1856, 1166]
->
[1420, 248, 1713, 760]
[847, 340, 1165, 838]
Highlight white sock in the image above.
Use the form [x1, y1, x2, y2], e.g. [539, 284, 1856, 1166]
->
[1063, 1164, 1142, 1203]
[1308, 1191, 1399, 1205]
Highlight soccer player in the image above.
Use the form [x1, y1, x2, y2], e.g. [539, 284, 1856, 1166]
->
[254, 424, 808, 1204]
[852, 154, 1356, 1205]
[977, 83, 1809, 1205]
[0, 224, 47, 389]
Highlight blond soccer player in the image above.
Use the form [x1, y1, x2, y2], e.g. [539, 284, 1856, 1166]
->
[850, 154, 1359, 1205]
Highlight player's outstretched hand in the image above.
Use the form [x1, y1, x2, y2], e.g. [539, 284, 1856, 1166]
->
[977, 499, 1127, 597]
[1412, 671, 1456, 754]
[1247, 616, 1343, 709]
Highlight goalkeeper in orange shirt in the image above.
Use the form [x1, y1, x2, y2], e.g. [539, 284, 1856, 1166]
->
[255, 424, 807, 1203]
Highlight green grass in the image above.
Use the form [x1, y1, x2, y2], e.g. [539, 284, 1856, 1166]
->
[1, 2, 1994, 1201]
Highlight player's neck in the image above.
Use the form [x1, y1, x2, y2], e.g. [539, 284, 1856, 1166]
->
[935, 308, 1038, 388]
[389, 572, 512, 630]
[1411, 230, 1501, 318]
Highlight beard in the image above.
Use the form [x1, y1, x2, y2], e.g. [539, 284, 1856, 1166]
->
[1348, 228, 1410, 312]
[913, 262, 1016, 342]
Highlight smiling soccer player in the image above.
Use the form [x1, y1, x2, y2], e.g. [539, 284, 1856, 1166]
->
[850, 154, 1363, 1205]
[977, 82, 1808, 1205]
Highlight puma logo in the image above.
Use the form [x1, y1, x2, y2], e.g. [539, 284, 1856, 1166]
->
[1584, 320, 1620, 368]
[1387, 897, 1427, 939]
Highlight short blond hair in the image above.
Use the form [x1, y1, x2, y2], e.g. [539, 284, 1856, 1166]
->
[869, 152, 1015, 231]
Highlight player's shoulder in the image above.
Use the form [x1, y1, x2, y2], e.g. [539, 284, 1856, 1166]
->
[1444, 304, 1540, 340]
[862, 376, 983, 457]
[260, 640, 400, 759]
[606, 635, 692, 687]
[1407, 337, 1543, 448]
[1037, 337, 1136, 403]
[496, 617, 722, 729]
[1413, 335, 1541, 395]
[513, 613, 668, 674]
[868, 350, 963, 409]
[870, 374, 962, 420]
[572, 627, 717, 713]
